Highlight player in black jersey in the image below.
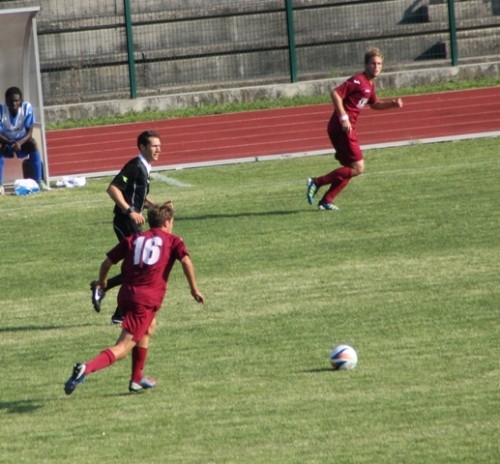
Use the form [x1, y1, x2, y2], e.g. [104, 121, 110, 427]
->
[91, 130, 162, 324]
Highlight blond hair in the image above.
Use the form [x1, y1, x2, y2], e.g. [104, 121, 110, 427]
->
[364, 48, 384, 64]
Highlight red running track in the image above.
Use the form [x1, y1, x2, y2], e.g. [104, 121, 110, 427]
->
[45, 87, 500, 178]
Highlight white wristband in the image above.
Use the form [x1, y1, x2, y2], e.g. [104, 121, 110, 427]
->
[339, 114, 349, 122]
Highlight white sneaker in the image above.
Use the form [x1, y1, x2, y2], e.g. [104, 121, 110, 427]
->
[0, 185, 4, 195]
[38, 180, 50, 191]
[129, 377, 157, 393]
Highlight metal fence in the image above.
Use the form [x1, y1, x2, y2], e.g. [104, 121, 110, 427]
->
[8, 0, 500, 105]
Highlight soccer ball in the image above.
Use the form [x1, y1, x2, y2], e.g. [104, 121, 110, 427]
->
[330, 344, 358, 370]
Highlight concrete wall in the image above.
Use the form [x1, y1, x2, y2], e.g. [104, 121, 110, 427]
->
[45, 60, 500, 124]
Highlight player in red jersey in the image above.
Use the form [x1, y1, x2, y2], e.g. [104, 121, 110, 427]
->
[306, 48, 403, 210]
[65, 201, 205, 395]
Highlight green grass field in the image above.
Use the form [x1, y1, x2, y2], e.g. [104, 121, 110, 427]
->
[0, 137, 499, 463]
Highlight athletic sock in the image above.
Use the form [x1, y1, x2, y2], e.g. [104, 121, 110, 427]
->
[0, 156, 5, 185]
[323, 177, 351, 204]
[29, 151, 42, 182]
[106, 274, 123, 291]
[131, 346, 148, 383]
[317, 166, 354, 203]
[316, 166, 353, 186]
[85, 348, 116, 375]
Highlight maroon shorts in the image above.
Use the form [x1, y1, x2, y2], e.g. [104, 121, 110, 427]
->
[118, 296, 158, 343]
[328, 129, 363, 166]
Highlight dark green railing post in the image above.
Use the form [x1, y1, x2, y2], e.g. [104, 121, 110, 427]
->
[285, 0, 298, 82]
[447, 0, 458, 66]
[124, 0, 137, 98]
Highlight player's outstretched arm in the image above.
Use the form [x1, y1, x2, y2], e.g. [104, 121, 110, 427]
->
[181, 255, 205, 304]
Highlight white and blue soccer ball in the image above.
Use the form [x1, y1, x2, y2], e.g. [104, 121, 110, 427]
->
[330, 344, 358, 370]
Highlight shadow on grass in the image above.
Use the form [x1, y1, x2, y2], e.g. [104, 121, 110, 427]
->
[0, 323, 95, 333]
[0, 400, 43, 414]
[301, 367, 335, 373]
[104, 391, 151, 398]
[176, 209, 305, 221]
[65, 390, 153, 399]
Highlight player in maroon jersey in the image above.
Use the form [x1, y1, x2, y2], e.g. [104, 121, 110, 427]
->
[65, 201, 205, 395]
[306, 48, 403, 210]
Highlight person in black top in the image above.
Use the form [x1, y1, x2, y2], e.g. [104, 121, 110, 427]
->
[91, 130, 162, 324]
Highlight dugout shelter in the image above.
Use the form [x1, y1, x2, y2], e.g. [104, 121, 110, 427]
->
[0, 6, 48, 191]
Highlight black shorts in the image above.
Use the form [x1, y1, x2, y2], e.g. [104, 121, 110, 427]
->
[113, 214, 142, 241]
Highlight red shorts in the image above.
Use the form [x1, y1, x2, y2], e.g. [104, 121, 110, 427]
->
[118, 296, 158, 343]
[328, 128, 363, 166]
